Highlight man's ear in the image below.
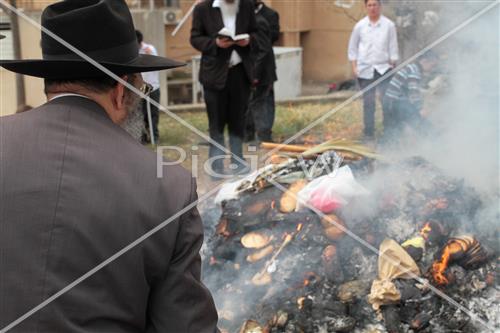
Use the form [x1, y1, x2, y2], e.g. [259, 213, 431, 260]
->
[111, 75, 129, 111]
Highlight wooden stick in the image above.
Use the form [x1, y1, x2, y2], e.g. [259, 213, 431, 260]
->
[255, 233, 292, 278]
[260, 142, 311, 153]
[258, 223, 303, 276]
[261, 142, 367, 160]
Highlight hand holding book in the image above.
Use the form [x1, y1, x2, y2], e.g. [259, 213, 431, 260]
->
[217, 27, 250, 43]
[216, 37, 234, 49]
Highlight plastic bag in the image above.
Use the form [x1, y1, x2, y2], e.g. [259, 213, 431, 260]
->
[296, 165, 369, 213]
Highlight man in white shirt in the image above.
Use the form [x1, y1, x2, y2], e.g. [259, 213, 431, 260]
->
[348, 0, 399, 139]
[136, 30, 161, 143]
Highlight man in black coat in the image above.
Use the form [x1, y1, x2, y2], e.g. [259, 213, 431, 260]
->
[0, 0, 218, 331]
[190, 0, 258, 175]
[246, 0, 279, 142]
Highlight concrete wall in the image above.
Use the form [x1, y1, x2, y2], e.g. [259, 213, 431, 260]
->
[274, 47, 302, 100]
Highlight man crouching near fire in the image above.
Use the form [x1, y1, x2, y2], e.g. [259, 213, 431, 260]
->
[381, 50, 439, 144]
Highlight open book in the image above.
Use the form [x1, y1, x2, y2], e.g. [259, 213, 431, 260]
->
[217, 27, 249, 42]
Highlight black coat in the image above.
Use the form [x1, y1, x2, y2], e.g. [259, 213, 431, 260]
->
[258, 3, 280, 44]
[0, 97, 219, 332]
[253, 13, 277, 86]
[190, 0, 258, 90]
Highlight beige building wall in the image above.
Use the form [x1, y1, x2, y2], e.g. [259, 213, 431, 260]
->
[164, 1, 196, 63]
[174, 0, 365, 83]
[15, 1, 54, 11]
[1, 10, 45, 116]
[131, 9, 170, 106]
[1, 4, 167, 115]
[19, 11, 45, 109]
[303, 2, 365, 82]
[1, 0, 367, 115]
[269, 0, 365, 82]
[0, 69, 17, 116]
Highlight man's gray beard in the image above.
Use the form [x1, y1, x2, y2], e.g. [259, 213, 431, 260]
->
[120, 94, 145, 142]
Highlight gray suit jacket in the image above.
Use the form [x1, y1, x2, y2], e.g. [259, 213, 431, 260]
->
[0, 96, 218, 332]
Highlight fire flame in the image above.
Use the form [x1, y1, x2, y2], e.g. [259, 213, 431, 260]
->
[432, 246, 451, 285]
[420, 222, 432, 240]
[431, 236, 477, 285]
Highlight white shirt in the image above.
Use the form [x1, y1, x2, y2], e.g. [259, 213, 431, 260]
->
[139, 42, 160, 90]
[49, 93, 90, 101]
[348, 15, 399, 79]
[213, 0, 242, 66]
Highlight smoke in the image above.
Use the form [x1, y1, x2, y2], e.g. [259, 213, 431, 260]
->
[200, 2, 499, 331]
[383, 1, 499, 195]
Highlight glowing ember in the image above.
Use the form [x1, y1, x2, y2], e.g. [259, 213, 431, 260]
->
[302, 271, 320, 287]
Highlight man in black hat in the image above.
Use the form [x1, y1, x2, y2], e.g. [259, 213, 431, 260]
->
[190, 0, 257, 176]
[0, 0, 218, 332]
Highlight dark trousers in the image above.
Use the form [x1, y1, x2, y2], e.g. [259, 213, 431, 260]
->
[246, 84, 275, 142]
[381, 96, 426, 142]
[203, 64, 250, 172]
[381, 97, 402, 140]
[141, 88, 160, 142]
[358, 70, 391, 137]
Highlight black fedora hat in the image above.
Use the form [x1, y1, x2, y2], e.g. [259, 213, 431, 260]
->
[0, 0, 184, 79]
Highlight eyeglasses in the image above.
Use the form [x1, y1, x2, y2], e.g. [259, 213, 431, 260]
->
[140, 82, 154, 96]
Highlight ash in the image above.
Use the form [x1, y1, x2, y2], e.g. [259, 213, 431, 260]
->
[199, 157, 499, 333]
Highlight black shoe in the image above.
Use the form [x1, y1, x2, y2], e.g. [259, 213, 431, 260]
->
[257, 132, 273, 143]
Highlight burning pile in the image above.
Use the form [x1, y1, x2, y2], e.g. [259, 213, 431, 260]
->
[201, 149, 499, 333]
